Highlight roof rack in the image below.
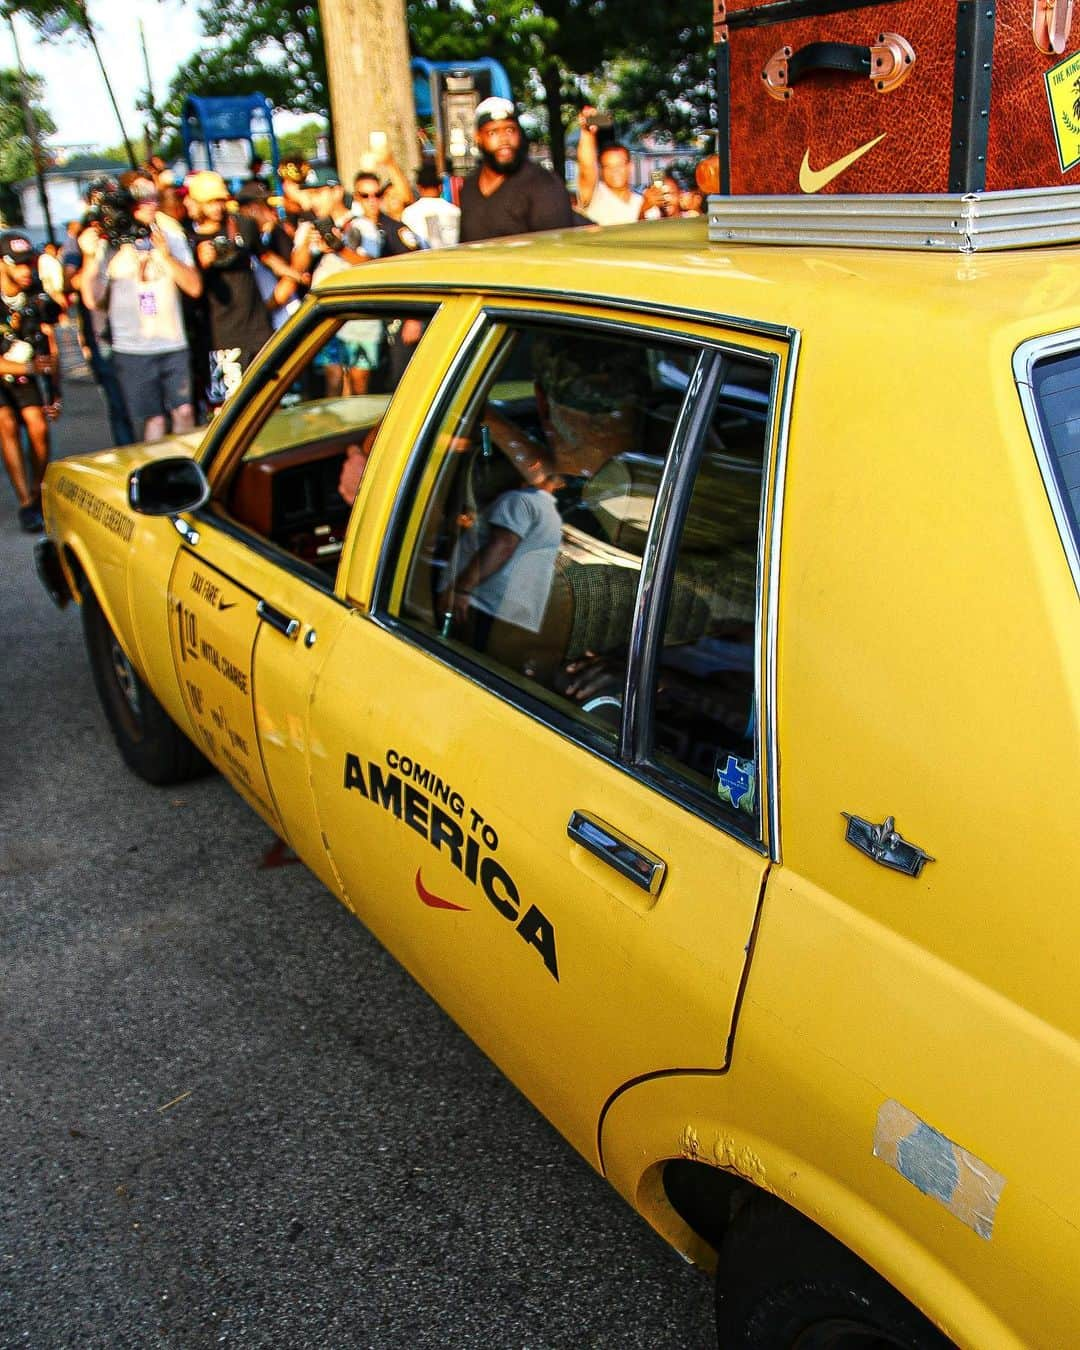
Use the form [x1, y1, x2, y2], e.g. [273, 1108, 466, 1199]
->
[706, 187, 1080, 252]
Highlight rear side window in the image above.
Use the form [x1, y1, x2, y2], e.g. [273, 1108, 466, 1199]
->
[381, 313, 775, 845]
[1029, 349, 1080, 569]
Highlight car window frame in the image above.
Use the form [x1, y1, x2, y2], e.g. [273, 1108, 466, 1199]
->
[371, 302, 794, 859]
[188, 290, 442, 596]
[1014, 327, 1080, 599]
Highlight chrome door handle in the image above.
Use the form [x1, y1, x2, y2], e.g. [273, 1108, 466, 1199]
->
[256, 598, 300, 639]
[567, 810, 666, 896]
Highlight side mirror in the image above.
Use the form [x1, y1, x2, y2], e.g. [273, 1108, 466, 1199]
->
[128, 457, 210, 516]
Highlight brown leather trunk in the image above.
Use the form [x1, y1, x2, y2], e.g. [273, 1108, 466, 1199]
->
[716, 0, 1080, 194]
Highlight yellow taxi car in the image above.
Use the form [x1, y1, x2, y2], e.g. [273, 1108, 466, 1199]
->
[35, 199, 1080, 1348]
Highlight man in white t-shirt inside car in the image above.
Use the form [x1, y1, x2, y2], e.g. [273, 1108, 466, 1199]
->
[575, 107, 644, 226]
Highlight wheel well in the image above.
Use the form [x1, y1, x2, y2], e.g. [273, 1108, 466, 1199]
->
[63, 545, 89, 600]
[661, 1158, 749, 1253]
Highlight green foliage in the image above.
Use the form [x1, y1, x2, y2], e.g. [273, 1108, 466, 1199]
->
[146, 0, 716, 175]
[161, 0, 327, 134]
[0, 67, 56, 184]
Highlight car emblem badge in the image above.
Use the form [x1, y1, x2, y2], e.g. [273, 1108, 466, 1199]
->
[799, 134, 887, 194]
[842, 813, 935, 878]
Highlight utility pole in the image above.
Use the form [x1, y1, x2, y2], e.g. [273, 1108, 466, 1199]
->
[138, 18, 160, 157]
[318, 0, 417, 186]
[7, 13, 56, 244]
[78, 1, 137, 169]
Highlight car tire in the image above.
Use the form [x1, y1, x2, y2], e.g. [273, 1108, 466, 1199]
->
[715, 1196, 954, 1349]
[82, 588, 210, 786]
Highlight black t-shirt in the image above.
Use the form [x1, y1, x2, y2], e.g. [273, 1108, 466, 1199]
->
[195, 214, 272, 356]
[459, 160, 574, 243]
[376, 213, 425, 256]
[261, 221, 293, 263]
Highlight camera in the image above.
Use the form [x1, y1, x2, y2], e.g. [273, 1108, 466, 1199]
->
[313, 216, 347, 253]
[589, 111, 614, 131]
[1, 288, 60, 402]
[82, 177, 151, 248]
[210, 233, 240, 264]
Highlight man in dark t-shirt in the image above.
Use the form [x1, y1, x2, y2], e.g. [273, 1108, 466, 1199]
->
[188, 171, 273, 406]
[459, 98, 574, 243]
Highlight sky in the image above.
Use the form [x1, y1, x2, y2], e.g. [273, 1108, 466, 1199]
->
[7, 0, 206, 153]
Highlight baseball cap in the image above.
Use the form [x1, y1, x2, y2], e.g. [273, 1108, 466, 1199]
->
[236, 179, 283, 206]
[305, 166, 343, 188]
[475, 96, 518, 130]
[185, 171, 230, 204]
[0, 230, 38, 265]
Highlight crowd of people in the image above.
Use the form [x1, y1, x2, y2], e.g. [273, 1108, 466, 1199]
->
[0, 95, 709, 533]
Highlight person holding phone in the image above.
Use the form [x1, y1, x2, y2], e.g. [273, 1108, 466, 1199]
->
[575, 107, 644, 226]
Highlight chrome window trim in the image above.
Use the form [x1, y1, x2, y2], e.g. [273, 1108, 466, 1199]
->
[372, 304, 792, 858]
[765, 330, 799, 863]
[334, 280, 795, 345]
[371, 308, 491, 605]
[1013, 327, 1080, 599]
[625, 352, 722, 755]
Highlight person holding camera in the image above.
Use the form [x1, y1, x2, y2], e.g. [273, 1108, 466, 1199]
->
[188, 171, 274, 407]
[575, 108, 644, 226]
[0, 231, 61, 532]
[80, 173, 202, 443]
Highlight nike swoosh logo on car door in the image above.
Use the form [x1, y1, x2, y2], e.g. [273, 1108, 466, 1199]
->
[415, 868, 470, 911]
[799, 134, 886, 194]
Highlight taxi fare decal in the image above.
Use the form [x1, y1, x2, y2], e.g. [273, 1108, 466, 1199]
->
[54, 477, 134, 542]
[343, 748, 559, 982]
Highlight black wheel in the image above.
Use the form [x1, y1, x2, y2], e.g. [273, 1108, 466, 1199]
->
[715, 1197, 953, 1350]
[81, 588, 210, 785]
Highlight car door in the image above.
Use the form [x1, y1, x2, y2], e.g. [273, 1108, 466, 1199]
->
[307, 301, 790, 1164]
[163, 293, 439, 883]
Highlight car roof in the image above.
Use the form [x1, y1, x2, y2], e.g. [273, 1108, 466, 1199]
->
[315, 216, 1080, 345]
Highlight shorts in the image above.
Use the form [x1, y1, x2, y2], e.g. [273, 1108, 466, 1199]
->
[112, 349, 192, 424]
[0, 376, 43, 412]
[314, 328, 382, 372]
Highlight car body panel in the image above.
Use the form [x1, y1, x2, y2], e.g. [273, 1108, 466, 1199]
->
[40, 220, 1080, 1347]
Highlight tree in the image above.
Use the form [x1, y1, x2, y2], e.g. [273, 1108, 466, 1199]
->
[0, 67, 55, 185]
[155, 0, 715, 178]
[163, 0, 327, 124]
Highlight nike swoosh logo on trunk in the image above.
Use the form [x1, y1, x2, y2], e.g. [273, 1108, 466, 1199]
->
[799, 134, 886, 194]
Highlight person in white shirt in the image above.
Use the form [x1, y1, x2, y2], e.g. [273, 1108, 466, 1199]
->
[400, 162, 461, 248]
[575, 107, 644, 226]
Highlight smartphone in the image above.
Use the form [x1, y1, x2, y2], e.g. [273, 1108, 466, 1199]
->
[590, 111, 614, 130]
[650, 169, 665, 189]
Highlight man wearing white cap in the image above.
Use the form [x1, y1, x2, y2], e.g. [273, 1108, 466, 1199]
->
[459, 98, 574, 243]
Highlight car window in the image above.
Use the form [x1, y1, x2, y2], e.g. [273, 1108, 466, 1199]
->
[383, 316, 775, 841]
[1029, 347, 1080, 570]
[208, 306, 435, 581]
[386, 319, 705, 747]
[646, 360, 769, 829]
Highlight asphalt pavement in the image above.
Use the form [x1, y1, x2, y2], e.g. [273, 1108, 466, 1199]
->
[0, 340, 715, 1348]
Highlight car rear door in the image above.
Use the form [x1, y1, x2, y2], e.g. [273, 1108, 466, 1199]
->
[307, 299, 791, 1164]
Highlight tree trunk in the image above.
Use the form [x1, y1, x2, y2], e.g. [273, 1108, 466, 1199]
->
[318, 0, 418, 186]
[541, 62, 565, 180]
